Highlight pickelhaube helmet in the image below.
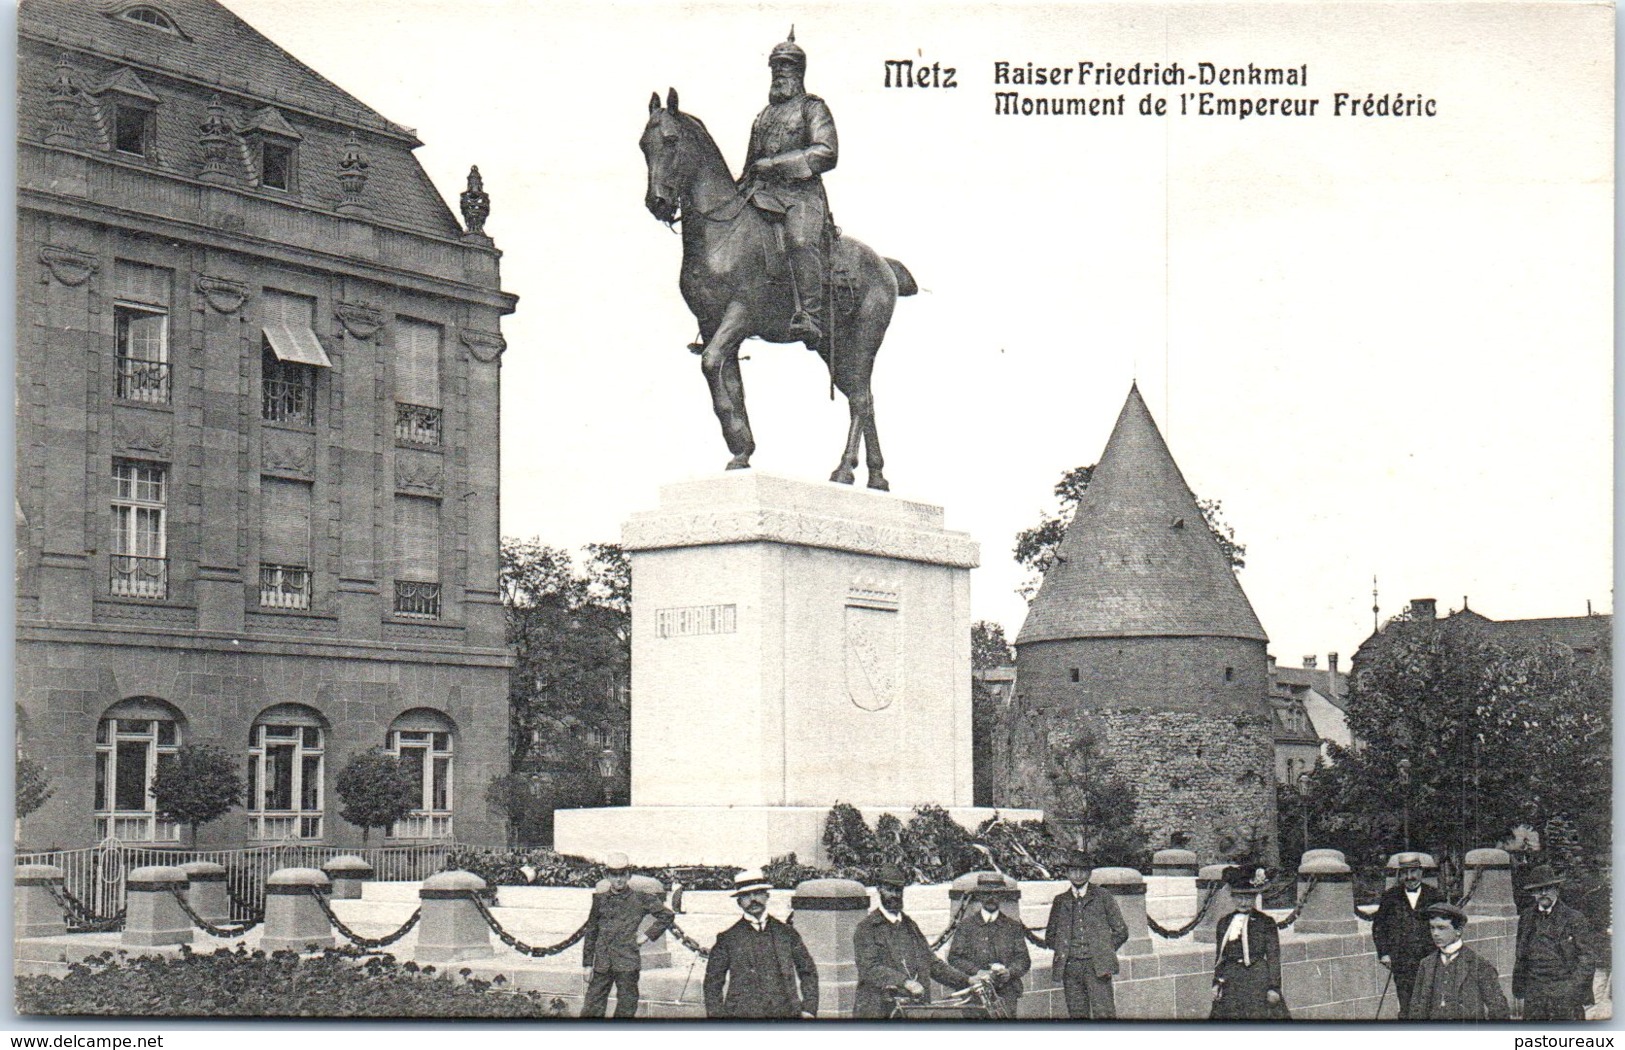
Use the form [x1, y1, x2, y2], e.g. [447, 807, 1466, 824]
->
[769, 26, 806, 69]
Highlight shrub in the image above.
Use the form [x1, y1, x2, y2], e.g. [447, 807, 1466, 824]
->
[15, 945, 564, 1018]
[16, 754, 53, 821]
[335, 749, 419, 845]
[150, 745, 243, 846]
[763, 852, 829, 889]
[442, 848, 741, 890]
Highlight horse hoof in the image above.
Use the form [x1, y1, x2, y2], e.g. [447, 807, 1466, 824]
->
[830, 468, 855, 486]
[867, 474, 890, 492]
[726, 457, 751, 471]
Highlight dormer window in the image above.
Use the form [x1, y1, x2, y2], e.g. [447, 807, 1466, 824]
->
[121, 6, 179, 33]
[114, 105, 151, 156]
[261, 142, 293, 191]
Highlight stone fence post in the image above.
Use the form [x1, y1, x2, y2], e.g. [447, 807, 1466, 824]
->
[417, 870, 494, 962]
[791, 878, 869, 1015]
[321, 856, 374, 900]
[1093, 867, 1151, 956]
[1294, 855, 1358, 935]
[1300, 848, 1345, 899]
[261, 867, 335, 952]
[1194, 863, 1232, 944]
[1463, 848, 1516, 918]
[124, 865, 192, 948]
[1152, 849, 1198, 878]
[15, 864, 67, 938]
[180, 862, 229, 926]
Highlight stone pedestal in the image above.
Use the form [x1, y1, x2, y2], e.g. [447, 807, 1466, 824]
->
[15, 864, 67, 938]
[260, 867, 335, 952]
[1094, 867, 1153, 956]
[1294, 855, 1358, 935]
[1463, 848, 1517, 918]
[180, 862, 229, 926]
[322, 856, 374, 900]
[123, 866, 193, 948]
[416, 870, 494, 963]
[556, 474, 1040, 865]
[790, 878, 869, 1012]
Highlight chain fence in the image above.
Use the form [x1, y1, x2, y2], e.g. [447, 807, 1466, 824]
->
[310, 889, 423, 950]
[167, 885, 262, 939]
[466, 892, 590, 958]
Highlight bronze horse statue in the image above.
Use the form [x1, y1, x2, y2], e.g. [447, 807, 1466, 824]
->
[640, 89, 916, 491]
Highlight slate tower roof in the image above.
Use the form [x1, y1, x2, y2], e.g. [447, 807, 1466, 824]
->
[1017, 385, 1268, 644]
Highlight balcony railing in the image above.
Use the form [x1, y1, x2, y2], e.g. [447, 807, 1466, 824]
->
[259, 564, 311, 609]
[262, 373, 313, 425]
[388, 813, 452, 840]
[110, 554, 167, 599]
[394, 580, 441, 619]
[95, 812, 181, 843]
[394, 402, 442, 445]
[116, 357, 170, 404]
[249, 812, 323, 841]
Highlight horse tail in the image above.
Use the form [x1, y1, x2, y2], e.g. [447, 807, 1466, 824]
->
[885, 258, 918, 297]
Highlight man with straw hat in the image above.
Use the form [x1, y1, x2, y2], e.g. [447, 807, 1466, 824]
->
[1372, 851, 1445, 1015]
[703, 868, 819, 1019]
[1513, 865, 1595, 1021]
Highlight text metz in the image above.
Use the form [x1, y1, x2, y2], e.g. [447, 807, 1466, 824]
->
[884, 59, 957, 88]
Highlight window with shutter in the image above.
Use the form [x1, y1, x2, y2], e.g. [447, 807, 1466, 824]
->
[393, 496, 441, 617]
[394, 319, 443, 445]
[260, 477, 312, 609]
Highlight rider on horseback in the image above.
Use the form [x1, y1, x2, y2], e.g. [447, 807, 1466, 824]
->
[739, 28, 835, 351]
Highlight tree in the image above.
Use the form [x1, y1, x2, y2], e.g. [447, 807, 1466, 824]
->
[1013, 463, 1245, 599]
[1046, 725, 1149, 867]
[335, 749, 420, 846]
[971, 620, 1015, 670]
[1313, 618, 1611, 888]
[16, 754, 53, 821]
[149, 745, 243, 847]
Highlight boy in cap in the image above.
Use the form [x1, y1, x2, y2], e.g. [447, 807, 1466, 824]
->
[1372, 851, 1445, 1014]
[947, 872, 1032, 1017]
[1405, 902, 1510, 1020]
[703, 869, 820, 1019]
[1044, 849, 1129, 1019]
[579, 851, 675, 1018]
[852, 863, 973, 1018]
[1514, 865, 1595, 1021]
[1210, 864, 1289, 1020]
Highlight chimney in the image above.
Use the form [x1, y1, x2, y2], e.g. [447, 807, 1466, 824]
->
[1410, 598, 1437, 620]
[1327, 653, 1339, 695]
[1302, 655, 1317, 669]
[1328, 652, 1339, 675]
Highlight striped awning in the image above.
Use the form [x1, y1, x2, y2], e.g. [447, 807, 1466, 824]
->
[263, 322, 332, 368]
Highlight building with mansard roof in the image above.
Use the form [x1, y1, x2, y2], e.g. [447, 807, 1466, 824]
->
[1000, 385, 1278, 863]
[15, 0, 517, 849]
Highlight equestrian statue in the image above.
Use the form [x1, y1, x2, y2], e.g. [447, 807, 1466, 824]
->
[640, 30, 916, 491]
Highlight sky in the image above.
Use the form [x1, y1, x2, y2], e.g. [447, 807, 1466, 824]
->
[222, 0, 1613, 666]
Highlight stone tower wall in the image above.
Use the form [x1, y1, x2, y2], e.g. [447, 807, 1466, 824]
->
[1002, 636, 1279, 864]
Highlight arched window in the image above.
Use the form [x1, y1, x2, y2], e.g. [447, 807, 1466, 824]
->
[247, 704, 327, 841]
[385, 709, 455, 840]
[117, 6, 181, 35]
[95, 698, 184, 842]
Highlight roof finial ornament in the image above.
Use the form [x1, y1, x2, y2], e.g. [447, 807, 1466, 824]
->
[335, 130, 370, 212]
[45, 54, 80, 147]
[460, 165, 490, 237]
[197, 94, 236, 183]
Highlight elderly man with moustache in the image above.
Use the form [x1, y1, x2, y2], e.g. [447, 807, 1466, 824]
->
[1514, 866, 1596, 1021]
[703, 869, 820, 1019]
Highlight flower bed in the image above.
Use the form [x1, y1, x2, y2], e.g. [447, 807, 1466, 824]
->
[16, 946, 570, 1018]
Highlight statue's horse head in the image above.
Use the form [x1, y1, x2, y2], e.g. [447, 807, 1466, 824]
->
[641, 88, 688, 224]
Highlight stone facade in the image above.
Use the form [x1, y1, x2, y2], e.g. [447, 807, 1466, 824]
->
[16, 0, 516, 849]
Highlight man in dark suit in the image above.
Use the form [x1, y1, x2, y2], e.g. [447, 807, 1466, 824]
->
[947, 872, 1032, 1018]
[1044, 849, 1129, 1019]
[1371, 852, 1446, 1015]
[703, 868, 820, 1019]
[1514, 865, 1595, 1021]
[579, 851, 675, 1018]
[1406, 902, 1510, 1020]
[852, 863, 972, 1018]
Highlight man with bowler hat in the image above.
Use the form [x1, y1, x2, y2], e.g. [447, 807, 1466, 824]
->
[1406, 902, 1510, 1020]
[703, 868, 820, 1019]
[579, 850, 674, 1018]
[947, 872, 1032, 1017]
[1514, 865, 1595, 1021]
[1210, 864, 1289, 1020]
[1372, 851, 1446, 1014]
[852, 863, 972, 1018]
[1045, 848, 1129, 1019]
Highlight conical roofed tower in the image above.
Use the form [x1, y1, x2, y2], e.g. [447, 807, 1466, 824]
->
[1018, 384, 1266, 645]
[1000, 385, 1278, 864]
